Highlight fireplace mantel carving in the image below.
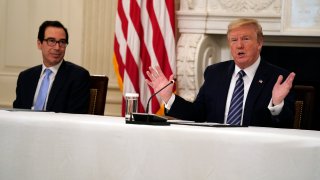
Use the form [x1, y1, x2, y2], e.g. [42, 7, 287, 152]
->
[176, 0, 320, 100]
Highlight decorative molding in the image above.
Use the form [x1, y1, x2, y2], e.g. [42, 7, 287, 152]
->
[176, 11, 208, 33]
[176, 33, 201, 101]
[176, 34, 221, 101]
[179, 0, 281, 14]
[180, 0, 207, 11]
[215, 0, 279, 14]
[194, 35, 221, 91]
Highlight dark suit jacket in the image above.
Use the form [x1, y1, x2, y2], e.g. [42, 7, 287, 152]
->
[167, 60, 295, 128]
[13, 60, 90, 114]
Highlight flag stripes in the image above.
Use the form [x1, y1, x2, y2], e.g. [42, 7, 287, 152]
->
[113, 0, 176, 116]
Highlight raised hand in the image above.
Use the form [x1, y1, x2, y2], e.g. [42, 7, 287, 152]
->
[146, 66, 174, 103]
[272, 72, 295, 105]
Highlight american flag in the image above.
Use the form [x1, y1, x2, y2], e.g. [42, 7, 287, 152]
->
[113, 0, 176, 116]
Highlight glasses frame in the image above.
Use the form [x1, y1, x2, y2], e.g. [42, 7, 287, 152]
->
[43, 38, 68, 48]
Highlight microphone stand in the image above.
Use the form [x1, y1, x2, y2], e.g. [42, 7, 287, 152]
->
[127, 80, 174, 125]
[146, 80, 174, 113]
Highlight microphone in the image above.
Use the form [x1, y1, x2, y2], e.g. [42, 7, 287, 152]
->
[128, 80, 175, 125]
[146, 79, 175, 113]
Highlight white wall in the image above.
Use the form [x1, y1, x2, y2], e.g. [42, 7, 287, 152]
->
[0, 0, 83, 107]
[0, 0, 122, 116]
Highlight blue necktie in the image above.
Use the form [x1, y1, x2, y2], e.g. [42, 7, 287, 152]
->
[34, 69, 52, 110]
[227, 70, 246, 125]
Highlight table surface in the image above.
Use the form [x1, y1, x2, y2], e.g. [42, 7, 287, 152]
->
[0, 110, 319, 180]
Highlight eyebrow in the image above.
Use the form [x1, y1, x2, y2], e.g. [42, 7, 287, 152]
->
[45, 37, 67, 40]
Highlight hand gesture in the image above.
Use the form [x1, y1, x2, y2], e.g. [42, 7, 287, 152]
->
[146, 66, 174, 103]
[272, 72, 295, 105]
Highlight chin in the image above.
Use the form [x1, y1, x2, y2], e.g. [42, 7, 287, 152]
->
[235, 60, 250, 68]
[47, 59, 62, 66]
[235, 58, 248, 64]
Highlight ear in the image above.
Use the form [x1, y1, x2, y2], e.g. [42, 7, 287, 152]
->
[37, 40, 42, 50]
[258, 39, 263, 51]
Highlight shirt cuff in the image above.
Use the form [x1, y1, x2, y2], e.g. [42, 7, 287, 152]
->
[268, 99, 284, 116]
[164, 94, 175, 110]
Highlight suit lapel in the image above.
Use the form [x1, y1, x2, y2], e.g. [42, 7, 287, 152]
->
[46, 61, 67, 109]
[216, 62, 235, 122]
[28, 66, 42, 107]
[243, 61, 271, 125]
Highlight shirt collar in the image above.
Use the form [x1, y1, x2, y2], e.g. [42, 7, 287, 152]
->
[41, 60, 63, 75]
[234, 56, 260, 79]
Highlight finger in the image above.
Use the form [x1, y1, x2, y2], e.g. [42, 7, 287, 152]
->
[155, 66, 165, 77]
[149, 66, 160, 78]
[276, 75, 283, 85]
[145, 79, 152, 87]
[146, 70, 155, 81]
[147, 68, 161, 81]
[282, 72, 295, 89]
[284, 72, 295, 85]
[148, 66, 156, 75]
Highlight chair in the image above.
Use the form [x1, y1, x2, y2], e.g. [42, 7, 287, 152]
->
[88, 75, 109, 115]
[293, 85, 315, 129]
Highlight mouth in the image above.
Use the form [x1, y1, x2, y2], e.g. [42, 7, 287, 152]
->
[51, 53, 61, 58]
[237, 51, 245, 57]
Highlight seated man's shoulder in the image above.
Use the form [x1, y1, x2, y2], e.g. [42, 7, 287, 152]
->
[205, 60, 233, 73]
[262, 60, 290, 76]
[63, 61, 89, 74]
[19, 65, 42, 76]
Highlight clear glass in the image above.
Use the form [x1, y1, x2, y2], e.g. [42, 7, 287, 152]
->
[125, 93, 139, 121]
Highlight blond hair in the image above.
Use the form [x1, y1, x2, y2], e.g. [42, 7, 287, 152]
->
[227, 18, 263, 42]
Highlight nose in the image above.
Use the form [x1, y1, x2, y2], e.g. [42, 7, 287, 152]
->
[236, 40, 244, 48]
[53, 43, 62, 49]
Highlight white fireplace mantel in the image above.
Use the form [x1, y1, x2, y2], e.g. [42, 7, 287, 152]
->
[175, 0, 320, 101]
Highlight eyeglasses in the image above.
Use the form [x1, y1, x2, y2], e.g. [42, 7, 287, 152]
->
[43, 38, 68, 48]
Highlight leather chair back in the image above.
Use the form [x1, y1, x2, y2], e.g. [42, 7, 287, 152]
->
[88, 75, 109, 115]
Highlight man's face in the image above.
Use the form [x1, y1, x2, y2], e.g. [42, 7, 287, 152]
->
[228, 25, 263, 69]
[37, 27, 67, 67]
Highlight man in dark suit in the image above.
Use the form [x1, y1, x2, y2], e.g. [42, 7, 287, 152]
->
[146, 18, 296, 128]
[13, 21, 90, 114]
